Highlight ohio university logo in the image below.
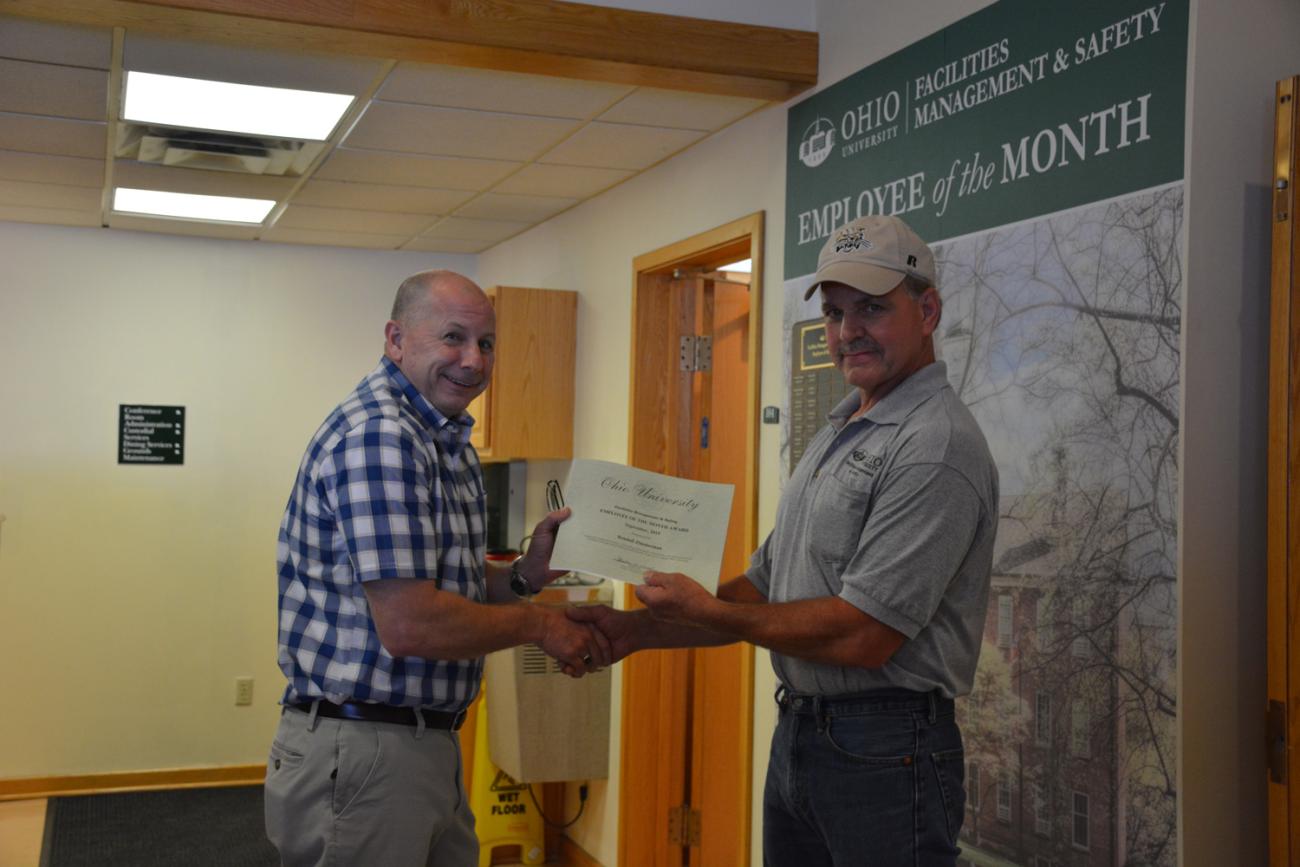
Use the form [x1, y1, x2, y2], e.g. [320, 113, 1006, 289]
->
[835, 227, 872, 254]
[798, 116, 836, 168]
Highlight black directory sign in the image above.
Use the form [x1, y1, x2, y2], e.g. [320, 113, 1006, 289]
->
[789, 318, 851, 474]
[119, 405, 185, 465]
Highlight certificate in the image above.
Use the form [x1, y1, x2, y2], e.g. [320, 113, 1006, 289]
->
[548, 459, 734, 593]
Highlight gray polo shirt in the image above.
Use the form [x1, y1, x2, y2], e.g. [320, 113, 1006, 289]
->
[747, 361, 998, 698]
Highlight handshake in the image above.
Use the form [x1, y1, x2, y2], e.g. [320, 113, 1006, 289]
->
[533, 570, 715, 678]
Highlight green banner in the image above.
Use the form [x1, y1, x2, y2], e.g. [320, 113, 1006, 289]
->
[784, 0, 1188, 278]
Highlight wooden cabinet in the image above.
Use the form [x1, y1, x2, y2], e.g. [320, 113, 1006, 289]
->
[468, 285, 576, 462]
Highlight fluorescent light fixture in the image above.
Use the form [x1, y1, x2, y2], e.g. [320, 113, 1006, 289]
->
[717, 258, 752, 273]
[123, 71, 353, 140]
[113, 187, 276, 224]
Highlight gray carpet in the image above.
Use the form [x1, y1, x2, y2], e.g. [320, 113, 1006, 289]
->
[44, 786, 278, 867]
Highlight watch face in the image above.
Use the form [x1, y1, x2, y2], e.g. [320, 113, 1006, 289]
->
[510, 568, 531, 597]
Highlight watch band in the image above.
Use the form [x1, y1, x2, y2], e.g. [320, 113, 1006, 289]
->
[509, 560, 534, 598]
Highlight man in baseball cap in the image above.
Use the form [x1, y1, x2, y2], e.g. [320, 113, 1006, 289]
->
[569, 214, 999, 866]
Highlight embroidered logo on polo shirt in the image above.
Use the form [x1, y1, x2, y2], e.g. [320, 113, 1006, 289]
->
[845, 448, 885, 478]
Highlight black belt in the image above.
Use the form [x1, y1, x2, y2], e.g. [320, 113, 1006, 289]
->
[289, 700, 467, 731]
[776, 686, 952, 718]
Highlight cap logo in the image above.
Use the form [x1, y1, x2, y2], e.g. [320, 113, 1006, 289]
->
[834, 228, 872, 254]
[907, 254, 918, 267]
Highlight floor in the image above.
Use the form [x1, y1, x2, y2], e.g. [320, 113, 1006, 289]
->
[0, 799, 46, 867]
[0, 798, 579, 866]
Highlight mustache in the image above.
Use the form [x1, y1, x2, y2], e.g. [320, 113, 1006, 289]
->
[838, 340, 881, 357]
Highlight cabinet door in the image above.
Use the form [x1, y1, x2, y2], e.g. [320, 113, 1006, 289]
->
[474, 286, 575, 462]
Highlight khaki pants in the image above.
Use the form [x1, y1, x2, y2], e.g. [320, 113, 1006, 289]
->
[264, 705, 478, 866]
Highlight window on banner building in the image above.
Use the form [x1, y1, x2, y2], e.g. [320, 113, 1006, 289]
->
[1033, 783, 1050, 836]
[1072, 704, 1091, 758]
[997, 771, 1012, 822]
[1035, 692, 1051, 745]
[1072, 790, 1090, 850]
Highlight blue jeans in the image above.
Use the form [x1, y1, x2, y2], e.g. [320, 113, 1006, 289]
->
[763, 688, 966, 867]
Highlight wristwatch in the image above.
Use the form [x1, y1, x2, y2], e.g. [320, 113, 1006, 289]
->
[509, 560, 535, 598]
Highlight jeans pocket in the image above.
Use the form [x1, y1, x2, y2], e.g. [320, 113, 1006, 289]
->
[821, 713, 915, 765]
[929, 747, 966, 843]
[332, 724, 383, 818]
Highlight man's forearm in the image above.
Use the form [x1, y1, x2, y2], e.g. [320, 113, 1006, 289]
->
[685, 594, 903, 668]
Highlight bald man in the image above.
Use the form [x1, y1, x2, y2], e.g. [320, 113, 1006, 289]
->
[266, 270, 607, 866]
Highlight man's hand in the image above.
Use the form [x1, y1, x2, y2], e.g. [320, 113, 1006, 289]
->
[536, 605, 610, 678]
[515, 507, 572, 591]
[634, 571, 714, 624]
[565, 605, 645, 664]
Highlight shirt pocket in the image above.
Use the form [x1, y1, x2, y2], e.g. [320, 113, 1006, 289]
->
[807, 463, 874, 566]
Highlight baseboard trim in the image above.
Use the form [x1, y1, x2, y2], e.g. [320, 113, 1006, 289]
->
[0, 764, 266, 801]
[560, 835, 604, 867]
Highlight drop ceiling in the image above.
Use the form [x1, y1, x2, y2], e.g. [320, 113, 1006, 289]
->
[0, 4, 815, 253]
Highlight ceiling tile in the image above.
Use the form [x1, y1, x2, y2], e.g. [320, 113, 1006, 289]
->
[0, 58, 107, 121]
[108, 213, 260, 240]
[113, 161, 297, 199]
[123, 33, 384, 94]
[539, 121, 705, 170]
[380, 63, 631, 119]
[0, 150, 103, 187]
[420, 216, 530, 243]
[598, 88, 767, 131]
[0, 16, 112, 69]
[261, 226, 410, 249]
[0, 203, 99, 227]
[346, 102, 580, 162]
[493, 162, 634, 198]
[402, 236, 493, 254]
[317, 148, 519, 191]
[0, 112, 105, 159]
[275, 204, 434, 235]
[0, 178, 101, 210]
[454, 192, 576, 222]
[292, 179, 473, 214]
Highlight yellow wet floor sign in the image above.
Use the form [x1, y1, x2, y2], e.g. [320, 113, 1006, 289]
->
[469, 694, 544, 866]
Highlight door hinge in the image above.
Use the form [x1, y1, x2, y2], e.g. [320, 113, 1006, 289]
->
[1268, 699, 1288, 784]
[679, 335, 713, 372]
[667, 804, 702, 846]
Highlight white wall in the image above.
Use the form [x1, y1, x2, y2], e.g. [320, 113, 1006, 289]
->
[1179, 0, 1299, 863]
[0, 223, 471, 776]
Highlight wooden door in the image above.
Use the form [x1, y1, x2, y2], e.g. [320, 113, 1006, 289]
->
[622, 214, 762, 867]
[1269, 74, 1300, 867]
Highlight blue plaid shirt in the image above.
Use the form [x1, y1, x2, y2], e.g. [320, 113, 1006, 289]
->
[276, 357, 486, 710]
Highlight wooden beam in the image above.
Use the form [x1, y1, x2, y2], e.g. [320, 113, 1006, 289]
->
[1, 0, 817, 101]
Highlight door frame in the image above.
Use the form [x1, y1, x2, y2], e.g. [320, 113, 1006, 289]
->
[1269, 74, 1300, 867]
[620, 211, 764, 866]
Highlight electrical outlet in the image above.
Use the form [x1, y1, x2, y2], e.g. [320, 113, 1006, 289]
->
[234, 676, 254, 706]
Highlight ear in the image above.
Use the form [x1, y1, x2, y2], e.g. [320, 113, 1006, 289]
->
[917, 287, 942, 337]
[383, 320, 403, 361]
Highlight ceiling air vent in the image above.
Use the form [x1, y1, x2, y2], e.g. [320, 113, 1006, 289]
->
[116, 124, 325, 176]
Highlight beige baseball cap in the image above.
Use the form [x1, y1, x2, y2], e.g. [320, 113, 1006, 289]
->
[803, 215, 936, 300]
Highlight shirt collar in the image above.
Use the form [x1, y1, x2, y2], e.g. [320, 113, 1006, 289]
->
[379, 357, 477, 450]
[828, 361, 951, 428]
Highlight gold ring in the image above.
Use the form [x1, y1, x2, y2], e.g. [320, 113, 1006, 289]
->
[581, 653, 593, 665]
